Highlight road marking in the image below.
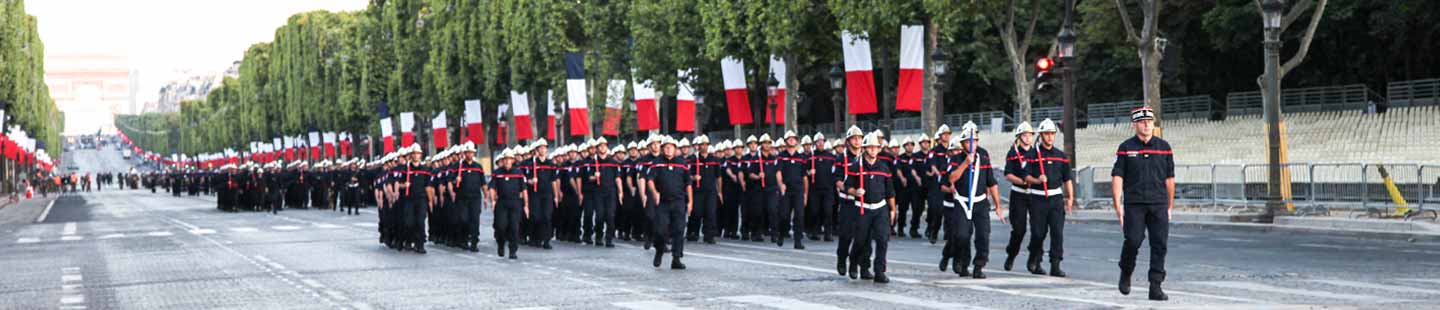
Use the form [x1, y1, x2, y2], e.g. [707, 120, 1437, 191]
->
[1399, 278, 1440, 285]
[1168, 233, 1195, 238]
[1296, 243, 1352, 250]
[63, 222, 78, 235]
[1193, 281, 1390, 301]
[960, 285, 1126, 308]
[60, 267, 85, 307]
[684, 251, 920, 284]
[613, 300, 697, 310]
[231, 227, 260, 233]
[506, 307, 554, 310]
[313, 223, 341, 229]
[146, 231, 174, 237]
[98, 233, 125, 239]
[933, 277, 1071, 286]
[61, 236, 84, 241]
[272, 225, 302, 231]
[719, 295, 847, 310]
[35, 199, 56, 223]
[1212, 237, 1257, 243]
[1307, 279, 1438, 295]
[825, 291, 995, 310]
[352, 222, 378, 227]
[16, 237, 40, 244]
[188, 229, 217, 235]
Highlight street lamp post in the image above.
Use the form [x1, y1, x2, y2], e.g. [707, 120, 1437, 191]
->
[767, 73, 780, 136]
[1058, 0, 1079, 165]
[1261, 0, 1286, 222]
[829, 65, 845, 134]
[931, 49, 949, 136]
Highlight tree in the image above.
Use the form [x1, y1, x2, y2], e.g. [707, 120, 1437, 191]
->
[1108, 0, 1165, 127]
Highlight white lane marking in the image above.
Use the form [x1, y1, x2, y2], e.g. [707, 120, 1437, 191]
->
[61, 236, 84, 241]
[1296, 243, 1352, 250]
[188, 229, 217, 235]
[313, 223, 341, 229]
[35, 199, 56, 223]
[231, 227, 260, 233]
[684, 252, 920, 284]
[60, 295, 84, 304]
[98, 233, 125, 239]
[146, 231, 174, 237]
[1212, 237, 1257, 243]
[62, 274, 82, 283]
[16, 237, 40, 244]
[506, 307, 554, 310]
[1307, 279, 1438, 295]
[719, 295, 847, 310]
[934, 277, 1070, 286]
[1193, 281, 1392, 301]
[961, 285, 1126, 308]
[825, 291, 995, 310]
[166, 218, 203, 231]
[613, 300, 697, 310]
[1399, 279, 1440, 285]
[272, 225, 302, 231]
[1168, 233, 1195, 238]
[351, 222, 378, 227]
[60, 267, 85, 307]
[63, 222, 78, 235]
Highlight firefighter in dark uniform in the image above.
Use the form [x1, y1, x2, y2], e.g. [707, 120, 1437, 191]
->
[488, 148, 528, 259]
[648, 136, 692, 269]
[925, 125, 954, 244]
[834, 126, 864, 276]
[1111, 105, 1174, 301]
[267, 162, 287, 214]
[892, 138, 913, 237]
[452, 143, 485, 252]
[687, 135, 722, 244]
[340, 160, 363, 215]
[1003, 121, 1037, 271]
[587, 139, 623, 247]
[807, 135, 837, 242]
[392, 145, 431, 254]
[556, 146, 579, 243]
[524, 140, 560, 249]
[750, 134, 785, 246]
[739, 136, 763, 242]
[943, 124, 1005, 279]
[843, 133, 894, 283]
[1024, 118, 1074, 277]
[720, 140, 743, 240]
[777, 132, 808, 249]
[427, 153, 455, 246]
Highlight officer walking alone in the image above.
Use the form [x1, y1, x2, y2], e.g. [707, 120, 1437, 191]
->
[1111, 105, 1175, 301]
[648, 136, 692, 269]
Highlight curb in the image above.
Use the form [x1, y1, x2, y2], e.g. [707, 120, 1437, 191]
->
[1068, 217, 1440, 242]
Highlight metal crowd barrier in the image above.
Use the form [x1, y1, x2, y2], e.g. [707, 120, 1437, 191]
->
[1077, 162, 1435, 213]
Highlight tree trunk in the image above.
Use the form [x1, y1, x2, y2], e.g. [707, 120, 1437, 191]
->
[1139, 46, 1163, 132]
[784, 54, 799, 133]
[922, 18, 941, 135]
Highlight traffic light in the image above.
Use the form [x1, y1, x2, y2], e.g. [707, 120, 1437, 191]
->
[1035, 57, 1055, 92]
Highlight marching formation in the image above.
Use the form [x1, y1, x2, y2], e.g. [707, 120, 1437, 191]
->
[141, 106, 1174, 300]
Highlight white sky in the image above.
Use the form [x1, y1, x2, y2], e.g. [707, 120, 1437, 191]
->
[30, 0, 366, 130]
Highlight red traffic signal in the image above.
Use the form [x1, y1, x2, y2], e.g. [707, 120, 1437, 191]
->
[1035, 57, 1054, 72]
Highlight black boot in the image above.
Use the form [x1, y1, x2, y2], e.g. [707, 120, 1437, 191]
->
[508, 248, 517, 260]
[909, 228, 921, 239]
[1148, 281, 1168, 301]
[670, 258, 686, 270]
[542, 241, 553, 250]
[653, 249, 664, 267]
[1049, 261, 1066, 277]
[848, 262, 860, 279]
[793, 239, 805, 250]
[939, 255, 951, 272]
[957, 265, 971, 277]
[1003, 254, 1016, 271]
[1119, 269, 1133, 295]
[414, 244, 427, 254]
[1028, 257, 1046, 275]
[497, 242, 507, 257]
[972, 264, 986, 279]
[859, 267, 874, 280]
[873, 272, 889, 283]
[837, 256, 848, 276]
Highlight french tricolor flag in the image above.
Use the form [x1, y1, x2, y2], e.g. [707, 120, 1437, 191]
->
[721, 57, 753, 125]
[676, 70, 697, 132]
[767, 56, 787, 124]
[633, 79, 659, 132]
[431, 111, 448, 149]
[545, 91, 557, 141]
[323, 132, 336, 158]
[464, 99, 484, 145]
[379, 117, 395, 153]
[896, 25, 925, 112]
[602, 80, 625, 136]
[842, 31, 878, 115]
[564, 53, 590, 136]
[510, 91, 534, 140]
[308, 132, 321, 161]
[399, 112, 416, 147]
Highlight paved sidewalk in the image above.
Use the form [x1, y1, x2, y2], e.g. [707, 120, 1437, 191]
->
[0, 194, 61, 230]
[1062, 208, 1440, 241]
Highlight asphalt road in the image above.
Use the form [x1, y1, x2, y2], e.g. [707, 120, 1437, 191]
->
[3, 187, 1440, 310]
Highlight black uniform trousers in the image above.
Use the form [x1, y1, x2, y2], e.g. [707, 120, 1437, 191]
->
[809, 188, 835, 237]
[688, 190, 719, 240]
[850, 204, 891, 273]
[925, 184, 947, 238]
[742, 188, 766, 238]
[1120, 203, 1168, 283]
[778, 187, 805, 242]
[530, 194, 555, 244]
[1028, 195, 1066, 262]
[407, 198, 429, 244]
[1005, 192, 1033, 258]
[894, 185, 911, 233]
[652, 199, 688, 259]
[458, 197, 483, 244]
[909, 186, 927, 232]
[494, 199, 524, 252]
[720, 186, 741, 237]
[945, 200, 991, 268]
[583, 191, 617, 243]
[762, 189, 783, 239]
[835, 197, 857, 262]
